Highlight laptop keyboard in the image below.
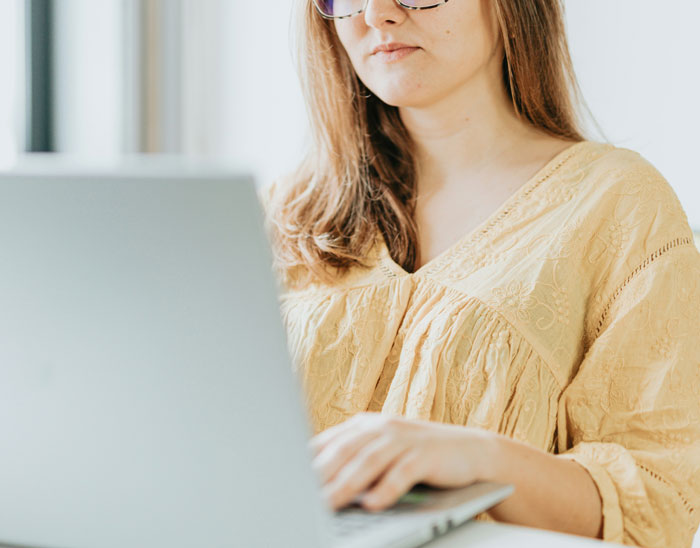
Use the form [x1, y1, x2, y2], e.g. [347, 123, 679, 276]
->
[331, 506, 405, 538]
[331, 491, 433, 538]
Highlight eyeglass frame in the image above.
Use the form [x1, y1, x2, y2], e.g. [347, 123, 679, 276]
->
[311, 0, 450, 20]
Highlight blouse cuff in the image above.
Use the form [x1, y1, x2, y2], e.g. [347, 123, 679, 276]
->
[557, 452, 625, 543]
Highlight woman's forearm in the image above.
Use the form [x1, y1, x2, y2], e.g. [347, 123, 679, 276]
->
[480, 434, 603, 539]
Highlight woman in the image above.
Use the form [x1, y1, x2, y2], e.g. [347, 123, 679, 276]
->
[262, 0, 700, 545]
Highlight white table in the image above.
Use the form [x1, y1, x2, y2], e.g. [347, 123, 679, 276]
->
[0, 522, 618, 548]
[427, 520, 618, 547]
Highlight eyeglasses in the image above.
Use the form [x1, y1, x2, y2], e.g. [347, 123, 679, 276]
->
[312, 0, 450, 20]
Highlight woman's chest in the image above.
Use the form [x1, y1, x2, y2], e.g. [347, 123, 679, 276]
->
[413, 178, 532, 272]
[281, 244, 593, 400]
[281, 277, 568, 444]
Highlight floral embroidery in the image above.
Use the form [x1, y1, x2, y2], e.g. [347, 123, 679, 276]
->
[552, 286, 570, 325]
[490, 281, 537, 321]
[543, 167, 586, 205]
[651, 332, 673, 360]
[548, 216, 585, 259]
[443, 241, 492, 283]
[607, 220, 633, 257]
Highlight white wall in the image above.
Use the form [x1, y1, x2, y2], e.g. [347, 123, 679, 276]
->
[48, 0, 309, 189]
[0, 0, 22, 168]
[564, 0, 700, 229]
[52, 0, 123, 156]
[216, 2, 309, 188]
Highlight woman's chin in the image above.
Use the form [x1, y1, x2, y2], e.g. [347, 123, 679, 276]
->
[370, 89, 434, 109]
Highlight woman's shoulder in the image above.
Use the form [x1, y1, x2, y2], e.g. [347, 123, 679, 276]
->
[568, 142, 697, 325]
[579, 141, 684, 206]
[572, 141, 692, 235]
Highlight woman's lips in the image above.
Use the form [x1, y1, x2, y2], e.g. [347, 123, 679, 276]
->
[373, 47, 420, 63]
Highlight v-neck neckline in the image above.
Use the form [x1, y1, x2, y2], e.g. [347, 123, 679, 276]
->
[377, 140, 596, 278]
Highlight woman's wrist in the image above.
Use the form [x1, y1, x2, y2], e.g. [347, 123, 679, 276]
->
[468, 427, 507, 483]
[468, 428, 603, 539]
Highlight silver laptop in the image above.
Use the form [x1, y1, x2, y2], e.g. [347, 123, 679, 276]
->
[0, 159, 513, 548]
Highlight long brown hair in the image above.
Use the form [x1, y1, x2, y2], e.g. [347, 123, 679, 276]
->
[266, 0, 587, 289]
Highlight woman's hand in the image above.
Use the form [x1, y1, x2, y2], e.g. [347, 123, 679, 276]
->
[309, 412, 499, 512]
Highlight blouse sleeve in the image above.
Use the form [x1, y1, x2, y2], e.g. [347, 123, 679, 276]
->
[556, 240, 700, 547]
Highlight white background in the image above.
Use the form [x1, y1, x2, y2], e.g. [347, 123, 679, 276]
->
[0, 0, 22, 168]
[52, 1, 123, 156]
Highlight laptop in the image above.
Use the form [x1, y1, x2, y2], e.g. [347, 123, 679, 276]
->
[0, 159, 513, 548]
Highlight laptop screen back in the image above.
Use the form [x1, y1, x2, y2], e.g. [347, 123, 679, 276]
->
[0, 166, 327, 548]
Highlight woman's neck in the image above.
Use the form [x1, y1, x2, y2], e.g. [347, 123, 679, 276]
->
[398, 56, 565, 195]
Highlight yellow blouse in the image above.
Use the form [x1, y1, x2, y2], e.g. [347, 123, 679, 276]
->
[264, 141, 700, 547]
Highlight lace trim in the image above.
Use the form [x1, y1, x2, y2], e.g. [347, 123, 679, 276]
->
[637, 463, 697, 521]
[378, 261, 399, 279]
[593, 236, 693, 338]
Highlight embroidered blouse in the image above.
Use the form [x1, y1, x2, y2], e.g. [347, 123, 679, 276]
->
[263, 141, 700, 547]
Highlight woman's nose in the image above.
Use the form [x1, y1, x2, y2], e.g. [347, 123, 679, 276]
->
[363, 0, 408, 28]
